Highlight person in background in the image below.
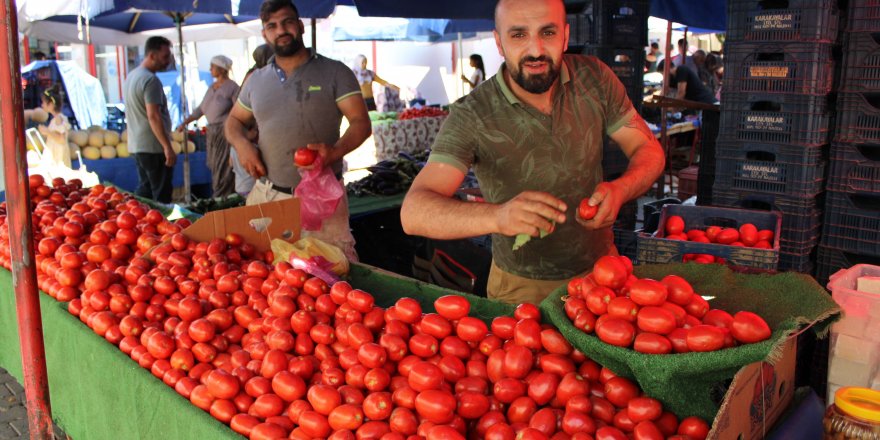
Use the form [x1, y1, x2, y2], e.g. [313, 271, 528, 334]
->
[123, 36, 176, 204]
[33, 51, 47, 61]
[669, 62, 717, 112]
[177, 55, 239, 198]
[461, 54, 486, 91]
[693, 49, 717, 94]
[230, 45, 274, 198]
[705, 52, 723, 100]
[36, 84, 71, 168]
[225, 0, 371, 260]
[400, 0, 664, 305]
[645, 42, 663, 72]
[351, 54, 399, 111]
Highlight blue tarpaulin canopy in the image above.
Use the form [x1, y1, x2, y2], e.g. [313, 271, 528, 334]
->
[21, 60, 108, 129]
[650, 0, 726, 32]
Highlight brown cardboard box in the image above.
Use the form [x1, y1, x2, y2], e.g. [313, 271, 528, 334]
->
[708, 336, 797, 439]
[182, 198, 301, 252]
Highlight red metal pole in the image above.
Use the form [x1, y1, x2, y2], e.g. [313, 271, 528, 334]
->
[115, 46, 123, 100]
[0, 1, 55, 440]
[88, 44, 97, 76]
[22, 36, 30, 65]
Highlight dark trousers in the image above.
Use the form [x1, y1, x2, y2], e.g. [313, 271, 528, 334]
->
[134, 152, 173, 204]
[697, 110, 720, 206]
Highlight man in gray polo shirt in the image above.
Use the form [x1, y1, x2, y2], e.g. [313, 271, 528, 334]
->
[123, 36, 177, 203]
[225, 0, 371, 260]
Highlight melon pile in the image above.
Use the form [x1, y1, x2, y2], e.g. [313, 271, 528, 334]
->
[69, 126, 129, 160]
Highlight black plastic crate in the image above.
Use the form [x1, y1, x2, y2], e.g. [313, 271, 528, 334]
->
[615, 200, 638, 231]
[636, 204, 782, 270]
[717, 93, 833, 146]
[815, 245, 880, 287]
[582, 45, 644, 81]
[723, 42, 836, 95]
[828, 142, 880, 195]
[713, 141, 827, 197]
[567, 0, 649, 47]
[840, 32, 880, 92]
[836, 92, 880, 143]
[712, 188, 824, 245]
[846, 0, 880, 33]
[779, 248, 817, 273]
[727, 0, 840, 43]
[614, 227, 638, 261]
[821, 189, 880, 255]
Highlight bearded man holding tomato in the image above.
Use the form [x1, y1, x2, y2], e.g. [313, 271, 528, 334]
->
[401, 0, 664, 304]
[225, 0, 371, 261]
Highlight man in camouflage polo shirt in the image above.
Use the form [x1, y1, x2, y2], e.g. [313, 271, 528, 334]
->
[401, 0, 664, 305]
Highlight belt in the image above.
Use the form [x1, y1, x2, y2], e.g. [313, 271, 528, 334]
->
[270, 183, 293, 194]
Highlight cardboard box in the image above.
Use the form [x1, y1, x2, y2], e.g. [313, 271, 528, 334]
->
[182, 198, 301, 252]
[708, 337, 797, 439]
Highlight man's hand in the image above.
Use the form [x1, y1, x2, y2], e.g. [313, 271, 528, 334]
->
[174, 124, 185, 133]
[163, 146, 177, 168]
[577, 182, 625, 230]
[494, 191, 567, 237]
[238, 145, 266, 178]
[298, 143, 335, 171]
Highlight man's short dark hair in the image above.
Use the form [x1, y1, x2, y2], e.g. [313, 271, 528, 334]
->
[651, 42, 659, 49]
[145, 36, 172, 54]
[260, 0, 300, 22]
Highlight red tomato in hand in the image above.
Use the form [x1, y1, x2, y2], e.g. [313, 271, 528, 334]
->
[730, 311, 771, 343]
[294, 148, 317, 167]
[578, 198, 598, 220]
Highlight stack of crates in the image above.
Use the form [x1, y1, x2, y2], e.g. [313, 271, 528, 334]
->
[713, 0, 841, 273]
[816, 0, 880, 285]
[565, 0, 648, 113]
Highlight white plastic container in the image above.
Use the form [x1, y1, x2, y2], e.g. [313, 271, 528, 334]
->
[827, 264, 880, 404]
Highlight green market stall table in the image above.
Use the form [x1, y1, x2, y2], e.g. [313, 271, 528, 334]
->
[71, 151, 212, 196]
[372, 115, 446, 161]
[0, 263, 512, 440]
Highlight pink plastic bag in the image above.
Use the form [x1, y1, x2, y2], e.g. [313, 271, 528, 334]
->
[294, 156, 343, 231]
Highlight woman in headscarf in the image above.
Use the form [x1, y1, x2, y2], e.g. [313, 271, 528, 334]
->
[351, 54, 398, 111]
[177, 55, 239, 197]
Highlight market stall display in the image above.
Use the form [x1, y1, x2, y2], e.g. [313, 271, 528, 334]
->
[371, 111, 447, 162]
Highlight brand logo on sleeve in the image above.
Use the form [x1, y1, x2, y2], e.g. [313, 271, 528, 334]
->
[308, 85, 322, 92]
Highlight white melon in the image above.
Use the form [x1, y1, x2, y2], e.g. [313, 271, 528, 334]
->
[100, 146, 117, 159]
[171, 131, 187, 143]
[115, 142, 129, 158]
[87, 131, 105, 148]
[31, 108, 49, 123]
[171, 141, 182, 154]
[23, 109, 34, 122]
[82, 146, 101, 160]
[103, 131, 120, 146]
[87, 125, 103, 132]
[186, 141, 196, 153]
[68, 142, 80, 159]
[69, 130, 89, 147]
[120, 130, 128, 142]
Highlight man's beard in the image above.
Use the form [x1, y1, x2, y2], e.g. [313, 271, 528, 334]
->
[509, 55, 560, 94]
[273, 33, 303, 57]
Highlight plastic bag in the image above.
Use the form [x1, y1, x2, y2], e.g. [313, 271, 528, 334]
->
[294, 156, 343, 231]
[271, 236, 350, 277]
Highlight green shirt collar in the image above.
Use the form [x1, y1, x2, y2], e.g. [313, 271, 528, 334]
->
[495, 59, 571, 105]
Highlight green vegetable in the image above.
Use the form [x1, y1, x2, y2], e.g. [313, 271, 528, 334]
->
[512, 222, 554, 251]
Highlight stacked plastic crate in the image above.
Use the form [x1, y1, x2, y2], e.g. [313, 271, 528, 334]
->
[712, 0, 840, 272]
[816, 0, 880, 285]
[566, 0, 650, 258]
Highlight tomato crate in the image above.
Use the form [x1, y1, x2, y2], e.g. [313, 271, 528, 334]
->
[712, 189, 824, 246]
[840, 32, 880, 92]
[713, 141, 827, 198]
[821, 190, 880, 256]
[677, 165, 698, 201]
[636, 205, 781, 270]
[846, 0, 880, 33]
[828, 142, 880, 195]
[717, 92, 833, 146]
[613, 227, 638, 261]
[723, 41, 837, 95]
[726, 0, 841, 43]
[815, 245, 880, 287]
[835, 92, 880, 143]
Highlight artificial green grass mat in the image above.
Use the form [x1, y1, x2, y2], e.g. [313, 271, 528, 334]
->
[0, 269, 240, 440]
[539, 263, 841, 422]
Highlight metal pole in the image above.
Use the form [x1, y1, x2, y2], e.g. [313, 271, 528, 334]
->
[177, 14, 191, 203]
[655, 20, 673, 199]
[311, 18, 316, 51]
[0, 1, 54, 439]
[22, 36, 30, 65]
